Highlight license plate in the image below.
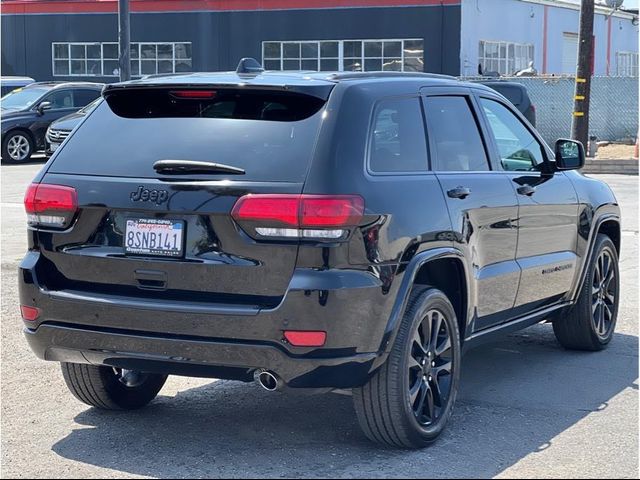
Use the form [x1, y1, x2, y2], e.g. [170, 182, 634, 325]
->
[124, 219, 184, 257]
[50, 143, 59, 152]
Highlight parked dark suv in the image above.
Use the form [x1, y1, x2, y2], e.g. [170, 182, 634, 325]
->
[1, 82, 102, 163]
[477, 80, 536, 126]
[20, 66, 621, 449]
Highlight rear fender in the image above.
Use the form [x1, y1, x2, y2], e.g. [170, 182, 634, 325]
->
[371, 247, 470, 370]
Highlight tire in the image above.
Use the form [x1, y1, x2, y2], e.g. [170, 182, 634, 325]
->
[2, 131, 34, 163]
[553, 233, 619, 351]
[353, 287, 461, 449]
[61, 362, 168, 410]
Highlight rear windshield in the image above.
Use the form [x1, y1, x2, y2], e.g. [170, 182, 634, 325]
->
[49, 88, 327, 182]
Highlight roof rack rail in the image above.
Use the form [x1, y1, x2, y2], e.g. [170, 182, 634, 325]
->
[326, 71, 457, 81]
[29, 81, 64, 85]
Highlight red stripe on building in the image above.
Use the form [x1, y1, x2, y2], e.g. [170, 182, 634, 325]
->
[2, 0, 461, 15]
[542, 5, 548, 74]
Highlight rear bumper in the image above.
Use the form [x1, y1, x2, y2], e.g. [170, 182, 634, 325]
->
[24, 323, 377, 388]
[19, 251, 396, 389]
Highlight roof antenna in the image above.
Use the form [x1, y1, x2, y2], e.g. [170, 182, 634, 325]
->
[236, 58, 264, 75]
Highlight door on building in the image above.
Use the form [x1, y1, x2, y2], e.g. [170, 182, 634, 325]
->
[562, 33, 579, 74]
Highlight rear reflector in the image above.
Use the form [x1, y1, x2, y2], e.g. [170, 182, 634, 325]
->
[24, 183, 78, 228]
[232, 194, 364, 239]
[20, 305, 40, 321]
[284, 331, 327, 347]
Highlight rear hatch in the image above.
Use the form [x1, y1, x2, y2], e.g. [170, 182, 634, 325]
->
[32, 81, 332, 311]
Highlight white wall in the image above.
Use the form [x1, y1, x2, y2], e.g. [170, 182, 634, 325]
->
[460, 0, 639, 76]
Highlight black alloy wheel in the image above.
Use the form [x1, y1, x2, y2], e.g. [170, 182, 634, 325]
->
[408, 308, 454, 427]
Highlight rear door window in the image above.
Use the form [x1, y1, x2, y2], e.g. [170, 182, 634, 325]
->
[44, 90, 74, 110]
[73, 89, 101, 108]
[48, 88, 328, 182]
[424, 96, 490, 172]
[368, 97, 428, 173]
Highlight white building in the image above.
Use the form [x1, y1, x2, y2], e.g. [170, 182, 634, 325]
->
[460, 0, 639, 77]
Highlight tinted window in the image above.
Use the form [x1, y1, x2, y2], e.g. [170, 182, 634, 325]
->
[49, 90, 326, 182]
[425, 96, 489, 172]
[486, 84, 523, 106]
[74, 89, 101, 107]
[369, 97, 428, 173]
[106, 88, 324, 121]
[78, 97, 102, 114]
[45, 90, 74, 109]
[480, 98, 544, 171]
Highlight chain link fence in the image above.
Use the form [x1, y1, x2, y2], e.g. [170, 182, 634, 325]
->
[465, 76, 639, 146]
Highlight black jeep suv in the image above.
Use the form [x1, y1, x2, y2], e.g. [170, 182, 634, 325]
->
[20, 66, 621, 449]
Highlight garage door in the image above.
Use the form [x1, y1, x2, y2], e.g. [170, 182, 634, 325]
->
[562, 33, 579, 74]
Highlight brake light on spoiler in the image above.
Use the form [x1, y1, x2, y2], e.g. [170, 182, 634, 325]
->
[24, 183, 78, 228]
[169, 90, 217, 99]
[231, 194, 364, 240]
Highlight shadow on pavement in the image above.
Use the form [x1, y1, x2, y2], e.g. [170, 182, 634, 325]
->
[52, 324, 638, 478]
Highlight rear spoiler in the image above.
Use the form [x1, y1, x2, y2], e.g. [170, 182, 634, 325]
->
[103, 80, 335, 101]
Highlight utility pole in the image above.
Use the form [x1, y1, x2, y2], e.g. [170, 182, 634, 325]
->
[571, 0, 595, 147]
[118, 0, 131, 81]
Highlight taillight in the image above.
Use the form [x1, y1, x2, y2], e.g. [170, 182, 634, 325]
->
[231, 194, 364, 240]
[24, 183, 78, 228]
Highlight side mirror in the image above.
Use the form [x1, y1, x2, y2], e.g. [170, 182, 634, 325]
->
[554, 139, 585, 171]
[37, 101, 52, 115]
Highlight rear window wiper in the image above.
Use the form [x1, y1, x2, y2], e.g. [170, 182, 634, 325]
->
[153, 160, 245, 175]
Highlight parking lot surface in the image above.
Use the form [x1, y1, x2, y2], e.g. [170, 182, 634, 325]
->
[1, 163, 637, 478]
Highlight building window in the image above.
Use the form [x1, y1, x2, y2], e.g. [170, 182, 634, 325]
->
[262, 39, 423, 72]
[616, 51, 639, 77]
[478, 40, 534, 76]
[101, 43, 120, 77]
[52, 42, 192, 77]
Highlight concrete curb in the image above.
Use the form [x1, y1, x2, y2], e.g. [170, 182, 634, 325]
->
[582, 159, 639, 175]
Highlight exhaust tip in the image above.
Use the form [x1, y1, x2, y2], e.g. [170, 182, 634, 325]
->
[255, 369, 280, 392]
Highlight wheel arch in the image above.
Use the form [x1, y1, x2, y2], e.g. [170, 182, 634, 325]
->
[570, 213, 621, 303]
[598, 219, 620, 255]
[412, 257, 468, 343]
[375, 248, 470, 366]
[3, 127, 35, 145]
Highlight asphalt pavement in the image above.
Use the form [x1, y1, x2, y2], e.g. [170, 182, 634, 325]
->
[1, 162, 637, 478]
